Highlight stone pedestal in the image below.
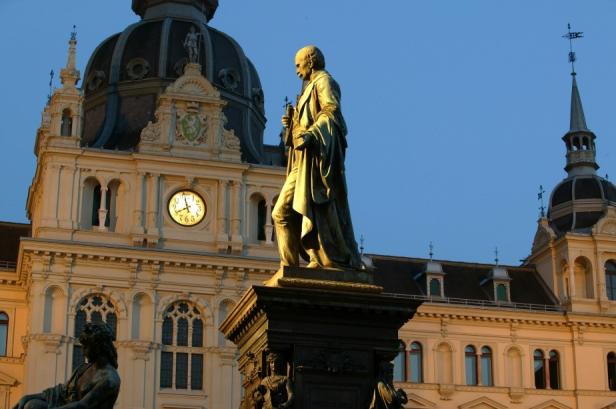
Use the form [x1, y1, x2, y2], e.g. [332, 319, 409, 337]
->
[220, 267, 420, 409]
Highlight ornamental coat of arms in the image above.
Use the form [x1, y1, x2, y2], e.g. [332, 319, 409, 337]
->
[176, 109, 208, 145]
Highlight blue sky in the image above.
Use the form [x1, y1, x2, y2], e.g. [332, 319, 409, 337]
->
[1, 1, 615, 265]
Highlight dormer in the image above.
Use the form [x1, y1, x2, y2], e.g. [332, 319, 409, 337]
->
[481, 265, 511, 302]
[415, 260, 445, 298]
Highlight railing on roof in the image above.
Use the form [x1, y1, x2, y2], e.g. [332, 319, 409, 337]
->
[385, 293, 565, 312]
[0, 261, 17, 270]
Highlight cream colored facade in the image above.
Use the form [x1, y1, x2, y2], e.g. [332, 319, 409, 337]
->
[2, 25, 616, 409]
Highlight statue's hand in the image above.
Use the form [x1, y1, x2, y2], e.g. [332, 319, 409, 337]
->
[294, 133, 312, 150]
[281, 115, 291, 129]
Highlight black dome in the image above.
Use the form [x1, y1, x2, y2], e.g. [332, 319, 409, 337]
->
[81, 2, 270, 164]
[548, 175, 616, 235]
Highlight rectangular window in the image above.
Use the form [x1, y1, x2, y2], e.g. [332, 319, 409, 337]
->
[607, 272, 616, 300]
[481, 355, 493, 386]
[410, 351, 422, 382]
[176, 352, 188, 389]
[191, 354, 204, 390]
[465, 355, 477, 385]
[160, 352, 173, 388]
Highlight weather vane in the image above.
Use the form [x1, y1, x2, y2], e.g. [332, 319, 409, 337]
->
[538, 184, 546, 218]
[428, 241, 434, 261]
[562, 23, 583, 76]
[360, 235, 365, 256]
[71, 25, 77, 41]
[494, 246, 499, 266]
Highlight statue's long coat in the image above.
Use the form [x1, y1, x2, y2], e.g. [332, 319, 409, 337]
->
[288, 70, 361, 268]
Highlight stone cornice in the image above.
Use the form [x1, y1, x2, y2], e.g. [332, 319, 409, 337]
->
[20, 239, 278, 276]
[414, 305, 616, 329]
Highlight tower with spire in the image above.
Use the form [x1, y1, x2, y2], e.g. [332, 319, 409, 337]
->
[528, 25, 616, 314]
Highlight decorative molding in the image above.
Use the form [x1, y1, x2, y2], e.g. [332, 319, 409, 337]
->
[458, 396, 508, 409]
[528, 399, 573, 409]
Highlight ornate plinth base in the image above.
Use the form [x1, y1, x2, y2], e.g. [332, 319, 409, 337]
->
[220, 267, 419, 409]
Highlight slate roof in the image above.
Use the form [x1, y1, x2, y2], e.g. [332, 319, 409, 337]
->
[0, 221, 30, 266]
[371, 254, 559, 307]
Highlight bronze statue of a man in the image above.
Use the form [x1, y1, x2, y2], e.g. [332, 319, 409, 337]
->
[13, 322, 121, 409]
[273, 45, 361, 270]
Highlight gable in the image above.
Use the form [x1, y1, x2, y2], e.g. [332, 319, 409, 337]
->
[529, 400, 573, 409]
[459, 396, 507, 409]
[0, 371, 18, 386]
[405, 392, 436, 408]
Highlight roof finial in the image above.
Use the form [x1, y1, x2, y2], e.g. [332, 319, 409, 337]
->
[538, 184, 546, 218]
[494, 246, 499, 266]
[60, 25, 80, 88]
[360, 235, 365, 256]
[71, 25, 77, 42]
[429, 241, 434, 261]
[47, 69, 54, 102]
[562, 23, 583, 76]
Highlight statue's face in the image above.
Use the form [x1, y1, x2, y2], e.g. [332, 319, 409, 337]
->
[295, 51, 312, 81]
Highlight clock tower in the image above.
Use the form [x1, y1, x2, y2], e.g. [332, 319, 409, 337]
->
[20, 3, 285, 409]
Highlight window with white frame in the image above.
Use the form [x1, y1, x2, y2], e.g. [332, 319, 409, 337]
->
[160, 301, 205, 391]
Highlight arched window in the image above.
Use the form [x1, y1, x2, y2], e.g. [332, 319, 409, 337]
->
[465, 345, 478, 385]
[393, 340, 406, 382]
[257, 199, 266, 241]
[549, 350, 560, 389]
[0, 313, 8, 356]
[574, 257, 593, 299]
[496, 284, 508, 301]
[409, 342, 423, 383]
[72, 294, 117, 371]
[534, 349, 546, 389]
[480, 346, 493, 386]
[61, 108, 73, 136]
[608, 352, 616, 391]
[429, 278, 441, 297]
[606, 261, 616, 301]
[160, 302, 204, 390]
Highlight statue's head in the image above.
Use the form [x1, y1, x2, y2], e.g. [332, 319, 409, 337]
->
[295, 46, 325, 81]
[266, 352, 284, 375]
[79, 321, 118, 369]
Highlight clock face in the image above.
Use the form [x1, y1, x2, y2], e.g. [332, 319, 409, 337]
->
[168, 190, 206, 226]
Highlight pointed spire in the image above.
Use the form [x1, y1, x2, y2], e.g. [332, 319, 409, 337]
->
[60, 26, 80, 89]
[569, 75, 588, 132]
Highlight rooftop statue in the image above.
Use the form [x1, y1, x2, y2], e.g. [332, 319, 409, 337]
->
[273, 45, 361, 270]
[13, 322, 121, 409]
[184, 26, 202, 64]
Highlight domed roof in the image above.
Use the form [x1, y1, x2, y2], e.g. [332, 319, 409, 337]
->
[81, 0, 274, 164]
[548, 174, 616, 234]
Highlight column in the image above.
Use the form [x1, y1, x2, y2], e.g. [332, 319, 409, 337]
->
[132, 172, 146, 237]
[146, 173, 160, 242]
[265, 201, 273, 245]
[229, 181, 242, 252]
[97, 183, 108, 231]
[216, 180, 229, 251]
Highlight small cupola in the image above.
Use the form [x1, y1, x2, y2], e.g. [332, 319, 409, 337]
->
[415, 244, 445, 297]
[481, 250, 511, 302]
